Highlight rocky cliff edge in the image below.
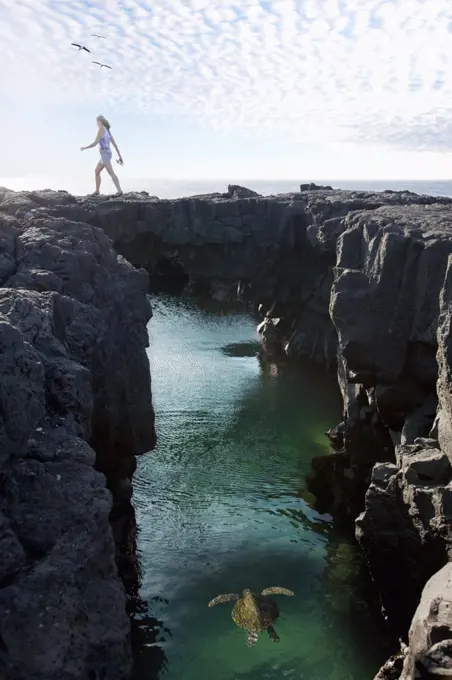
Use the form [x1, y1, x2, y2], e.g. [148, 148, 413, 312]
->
[0, 188, 156, 679]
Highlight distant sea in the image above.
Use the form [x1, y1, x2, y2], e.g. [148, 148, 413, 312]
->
[119, 178, 452, 200]
[3, 176, 452, 199]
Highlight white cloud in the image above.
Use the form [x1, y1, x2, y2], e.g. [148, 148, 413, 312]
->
[2, 0, 452, 151]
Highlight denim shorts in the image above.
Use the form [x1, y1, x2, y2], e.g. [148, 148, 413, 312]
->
[100, 148, 112, 164]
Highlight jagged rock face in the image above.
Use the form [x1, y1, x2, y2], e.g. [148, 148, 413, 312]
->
[318, 205, 452, 519]
[400, 563, 452, 679]
[0, 193, 156, 679]
[332, 205, 452, 385]
[437, 254, 452, 465]
[356, 438, 452, 642]
[345, 208, 452, 671]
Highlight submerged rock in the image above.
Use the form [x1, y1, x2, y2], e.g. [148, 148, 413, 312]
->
[374, 646, 407, 680]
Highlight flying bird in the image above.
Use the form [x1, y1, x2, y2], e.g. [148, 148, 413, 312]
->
[71, 43, 90, 52]
[92, 61, 112, 69]
[92, 34, 106, 39]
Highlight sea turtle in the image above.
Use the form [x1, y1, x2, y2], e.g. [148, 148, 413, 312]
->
[208, 587, 294, 647]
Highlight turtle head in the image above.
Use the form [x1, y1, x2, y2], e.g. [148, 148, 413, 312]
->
[242, 588, 253, 602]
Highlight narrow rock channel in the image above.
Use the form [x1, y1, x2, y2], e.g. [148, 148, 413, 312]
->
[131, 293, 390, 680]
[2, 184, 452, 679]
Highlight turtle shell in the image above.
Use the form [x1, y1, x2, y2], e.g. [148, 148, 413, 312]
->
[231, 593, 279, 632]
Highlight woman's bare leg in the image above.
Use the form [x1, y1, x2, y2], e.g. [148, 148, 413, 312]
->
[104, 160, 123, 194]
[95, 161, 104, 193]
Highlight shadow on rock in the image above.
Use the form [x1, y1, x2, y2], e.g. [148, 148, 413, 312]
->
[303, 449, 372, 527]
[107, 464, 168, 680]
[298, 459, 399, 668]
[129, 596, 169, 680]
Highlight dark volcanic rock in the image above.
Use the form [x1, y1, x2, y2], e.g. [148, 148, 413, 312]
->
[374, 647, 407, 680]
[300, 182, 333, 191]
[332, 205, 452, 385]
[399, 563, 452, 679]
[319, 204, 452, 524]
[356, 438, 452, 638]
[0, 191, 156, 679]
[436, 254, 452, 465]
[226, 184, 261, 198]
[4, 184, 452, 678]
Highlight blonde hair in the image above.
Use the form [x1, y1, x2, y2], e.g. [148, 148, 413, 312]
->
[97, 114, 111, 130]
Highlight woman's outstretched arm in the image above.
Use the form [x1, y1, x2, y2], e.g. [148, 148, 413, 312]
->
[81, 126, 103, 151]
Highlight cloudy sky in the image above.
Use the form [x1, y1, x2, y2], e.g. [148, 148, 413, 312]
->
[2, 0, 452, 192]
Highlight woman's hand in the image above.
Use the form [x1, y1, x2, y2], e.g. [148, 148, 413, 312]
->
[80, 146, 87, 151]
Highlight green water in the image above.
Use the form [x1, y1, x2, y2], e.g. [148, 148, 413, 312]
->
[132, 294, 388, 680]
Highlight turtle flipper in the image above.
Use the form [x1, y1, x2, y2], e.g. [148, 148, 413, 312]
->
[208, 593, 239, 607]
[268, 626, 280, 643]
[246, 630, 259, 647]
[261, 587, 294, 597]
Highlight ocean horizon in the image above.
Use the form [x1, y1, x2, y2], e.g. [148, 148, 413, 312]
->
[2, 177, 452, 200]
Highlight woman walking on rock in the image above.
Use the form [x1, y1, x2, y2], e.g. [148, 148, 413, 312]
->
[81, 115, 123, 195]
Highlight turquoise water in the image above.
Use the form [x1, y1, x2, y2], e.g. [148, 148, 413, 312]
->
[132, 294, 389, 680]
